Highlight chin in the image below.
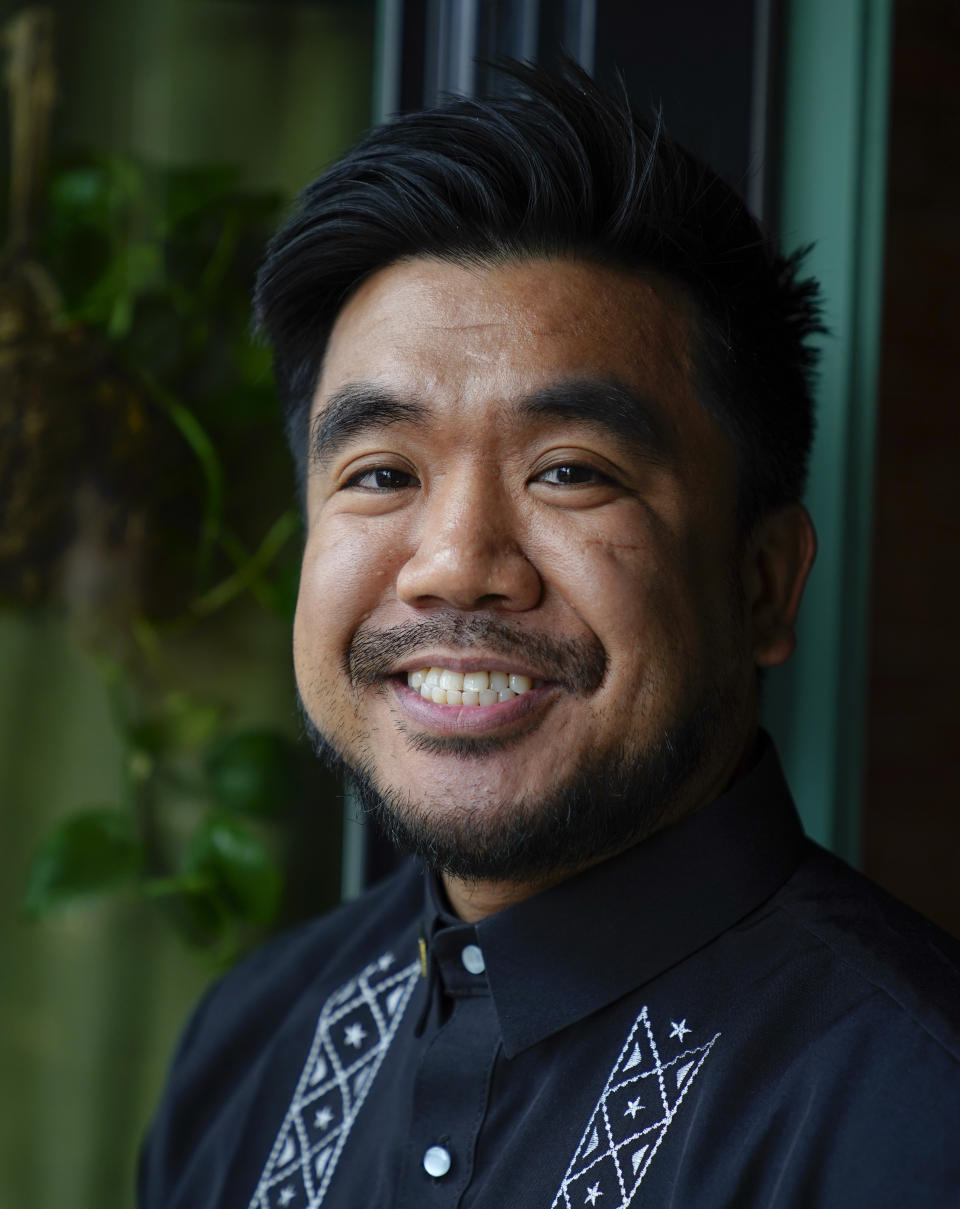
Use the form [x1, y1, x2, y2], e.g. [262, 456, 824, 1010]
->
[304, 675, 745, 885]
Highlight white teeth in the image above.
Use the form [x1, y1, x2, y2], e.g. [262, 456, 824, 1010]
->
[406, 665, 536, 707]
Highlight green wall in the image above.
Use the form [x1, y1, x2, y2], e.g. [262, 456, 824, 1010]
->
[762, 0, 893, 861]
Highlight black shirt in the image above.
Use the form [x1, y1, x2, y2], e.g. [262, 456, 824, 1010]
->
[140, 739, 960, 1208]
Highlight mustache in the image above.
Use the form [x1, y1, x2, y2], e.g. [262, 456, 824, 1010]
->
[347, 614, 607, 695]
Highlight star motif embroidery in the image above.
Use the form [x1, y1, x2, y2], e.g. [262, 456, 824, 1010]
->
[343, 1022, 367, 1048]
[669, 1019, 691, 1041]
[585, 1183, 603, 1205]
[277, 1186, 296, 1206]
[314, 1106, 334, 1130]
[624, 1097, 644, 1119]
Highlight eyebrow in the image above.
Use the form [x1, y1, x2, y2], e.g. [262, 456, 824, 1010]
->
[308, 376, 676, 469]
[309, 384, 428, 469]
[516, 379, 676, 462]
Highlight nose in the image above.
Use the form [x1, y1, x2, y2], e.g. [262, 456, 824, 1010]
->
[395, 470, 542, 612]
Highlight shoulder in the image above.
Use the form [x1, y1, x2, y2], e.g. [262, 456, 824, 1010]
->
[139, 860, 424, 1207]
[182, 857, 424, 1061]
[774, 841, 960, 1064]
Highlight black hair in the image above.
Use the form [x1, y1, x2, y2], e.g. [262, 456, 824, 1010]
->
[254, 60, 822, 530]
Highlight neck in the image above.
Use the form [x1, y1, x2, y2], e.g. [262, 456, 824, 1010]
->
[442, 869, 567, 923]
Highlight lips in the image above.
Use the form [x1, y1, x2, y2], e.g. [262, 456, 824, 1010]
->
[392, 673, 555, 734]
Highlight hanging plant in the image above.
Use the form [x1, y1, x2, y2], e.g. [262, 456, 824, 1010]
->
[2, 7, 311, 964]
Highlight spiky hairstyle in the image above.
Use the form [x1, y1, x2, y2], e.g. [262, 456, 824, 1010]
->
[254, 60, 822, 528]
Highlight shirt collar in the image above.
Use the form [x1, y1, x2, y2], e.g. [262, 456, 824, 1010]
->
[422, 733, 806, 1057]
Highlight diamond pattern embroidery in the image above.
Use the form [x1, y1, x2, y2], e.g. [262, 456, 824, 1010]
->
[551, 1007, 719, 1209]
[248, 952, 420, 1209]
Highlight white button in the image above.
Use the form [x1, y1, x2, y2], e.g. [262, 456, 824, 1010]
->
[423, 1145, 452, 1178]
[461, 943, 485, 975]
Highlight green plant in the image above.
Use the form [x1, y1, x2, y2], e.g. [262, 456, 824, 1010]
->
[4, 151, 313, 963]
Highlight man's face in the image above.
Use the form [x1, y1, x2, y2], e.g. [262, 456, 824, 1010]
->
[295, 257, 759, 886]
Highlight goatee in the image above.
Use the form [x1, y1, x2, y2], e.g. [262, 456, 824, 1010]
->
[298, 679, 738, 885]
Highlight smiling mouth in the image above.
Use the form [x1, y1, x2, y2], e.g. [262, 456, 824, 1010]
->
[349, 617, 607, 700]
[406, 666, 538, 707]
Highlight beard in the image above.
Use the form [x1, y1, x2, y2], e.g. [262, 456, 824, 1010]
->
[298, 613, 747, 885]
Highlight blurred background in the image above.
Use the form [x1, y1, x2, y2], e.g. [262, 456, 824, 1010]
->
[1, 1, 957, 1205]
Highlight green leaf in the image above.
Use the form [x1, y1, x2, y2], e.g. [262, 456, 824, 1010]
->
[169, 884, 232, 953]
[185, 817, 283, 924]
[22, 808, 144, 918]
[141, 378, 225, 580]
[47, 165, 109, 226]
[192, 511, 299, 617]
[205, 729, 297, 817]
[67, 240, 166, 332]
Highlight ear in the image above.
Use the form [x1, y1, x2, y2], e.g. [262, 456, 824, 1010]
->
[743, 504, 817, 669]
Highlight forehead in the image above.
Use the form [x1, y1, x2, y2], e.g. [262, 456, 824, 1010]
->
[314, 256, 702, 423]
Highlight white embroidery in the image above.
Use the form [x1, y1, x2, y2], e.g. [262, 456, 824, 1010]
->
[551, 1007, 719, 1209]
[248, 952, 420, 1209]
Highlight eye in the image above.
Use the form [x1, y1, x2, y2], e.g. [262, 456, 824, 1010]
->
[343, 466, 419, 492]
[534, 463, 615, 487]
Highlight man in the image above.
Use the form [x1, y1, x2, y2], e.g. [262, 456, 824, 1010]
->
[140, 63, 960, 1208]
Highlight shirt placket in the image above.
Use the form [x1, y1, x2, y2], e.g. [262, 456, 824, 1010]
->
[397, 929, 501, 1209]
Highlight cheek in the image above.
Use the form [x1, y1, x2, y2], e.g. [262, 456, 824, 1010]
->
[544, 510, 685, 627]
[294, 520, 401, 668]
[545, 515, 721, 684]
